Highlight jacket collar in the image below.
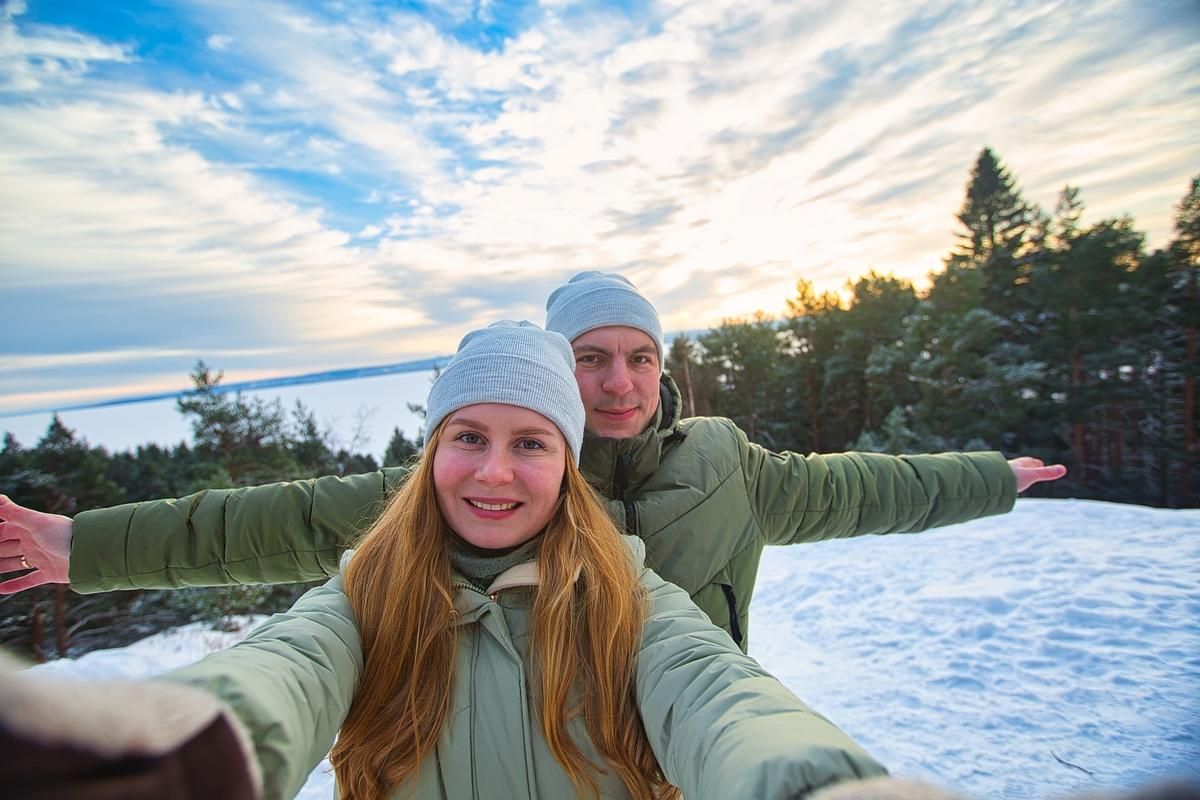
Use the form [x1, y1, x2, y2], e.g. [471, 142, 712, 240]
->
[578, 373, 684, 495]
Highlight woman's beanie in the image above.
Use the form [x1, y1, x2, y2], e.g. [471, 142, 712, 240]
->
[424, 320, 585, 462]
[544, 271, 663, 366]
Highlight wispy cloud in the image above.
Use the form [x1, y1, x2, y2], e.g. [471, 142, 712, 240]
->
[1, 0, 1197, 416]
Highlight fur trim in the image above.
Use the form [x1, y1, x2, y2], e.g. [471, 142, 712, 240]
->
[0, 651, 262, 795]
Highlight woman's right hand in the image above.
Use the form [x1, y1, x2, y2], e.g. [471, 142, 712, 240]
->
[0, 495, 73, 594]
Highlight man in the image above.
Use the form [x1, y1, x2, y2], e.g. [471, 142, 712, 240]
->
[0, 271, 1064, 651]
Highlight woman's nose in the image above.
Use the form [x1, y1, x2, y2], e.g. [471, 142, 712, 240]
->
[475, 448, 514, 484]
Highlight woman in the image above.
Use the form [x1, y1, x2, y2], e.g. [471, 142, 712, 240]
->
[5, 321, 888, 800]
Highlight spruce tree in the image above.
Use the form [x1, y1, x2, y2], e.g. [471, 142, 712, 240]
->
[951, 147, 1034, 320]
[382, 427, 420, 467]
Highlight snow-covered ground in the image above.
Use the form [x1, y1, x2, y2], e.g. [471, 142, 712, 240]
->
[29, 499, 1200, 799]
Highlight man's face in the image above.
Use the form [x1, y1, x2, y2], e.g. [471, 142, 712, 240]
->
[571, 326, 661, 439]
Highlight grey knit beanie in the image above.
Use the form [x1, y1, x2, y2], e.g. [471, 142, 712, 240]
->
[544, 271, 664, 366]
[424, 320, 585, 462]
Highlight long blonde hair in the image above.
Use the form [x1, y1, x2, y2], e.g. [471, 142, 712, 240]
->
[330, 425, 675, 800]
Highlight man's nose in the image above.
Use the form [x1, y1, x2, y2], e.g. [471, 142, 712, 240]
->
[601, 361, 633, 394]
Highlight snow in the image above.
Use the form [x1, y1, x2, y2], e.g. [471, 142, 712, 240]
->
[28, 499, 1200, 798]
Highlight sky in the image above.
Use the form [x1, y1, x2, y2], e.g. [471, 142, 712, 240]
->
[28, 498, 1200, 798]
[1, 0, 1198, 455]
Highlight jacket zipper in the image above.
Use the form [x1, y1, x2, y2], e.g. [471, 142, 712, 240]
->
[721, 584, 743, 647]
[613, 453, 639, 536]
[460, 584, 533, 799]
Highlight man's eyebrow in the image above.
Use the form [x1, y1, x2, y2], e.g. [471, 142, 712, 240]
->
[572, 344, 657, 357]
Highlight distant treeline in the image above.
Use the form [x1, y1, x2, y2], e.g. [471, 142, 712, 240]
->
[668, 149, 1198, 511]
[1, 147, 1196, 660]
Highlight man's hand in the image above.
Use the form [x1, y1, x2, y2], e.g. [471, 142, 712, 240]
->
[0, 495, 72, 594]
[1008, 457, 1067, 493]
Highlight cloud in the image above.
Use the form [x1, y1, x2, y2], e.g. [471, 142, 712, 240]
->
[0, 3, 132, 91]
[1, 0, 1198, 414]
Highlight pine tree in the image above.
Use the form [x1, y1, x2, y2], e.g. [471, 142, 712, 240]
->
[951, 147, 1034, 320]
[782, 280, 842, 451]
[176, 361, 303, 485]
[1030, 189, 1152, 496]
[699, 313, 790, 447]
[819, 272, 917, 446]
[910, 151, 1044, 454]
[30, 416, 124, 513]
[1149, 176, 1200, 504]
[382, 427, 420, 467]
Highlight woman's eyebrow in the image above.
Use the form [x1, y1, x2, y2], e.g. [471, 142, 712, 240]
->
[446, 416, 488, 431]
[447, 419, 555, 438]
[512, 427, 556, 437]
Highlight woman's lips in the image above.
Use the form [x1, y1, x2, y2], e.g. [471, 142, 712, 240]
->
[464, 498, 522, 519]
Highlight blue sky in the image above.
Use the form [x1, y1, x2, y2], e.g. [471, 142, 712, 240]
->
[1, 0, 1198, 452]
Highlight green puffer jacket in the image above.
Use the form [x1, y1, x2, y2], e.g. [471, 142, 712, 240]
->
[72, 375, 1016, 651]
[160, 539, 886, 799]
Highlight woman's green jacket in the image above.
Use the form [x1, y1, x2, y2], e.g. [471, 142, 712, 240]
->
[159, 539, 886, 799]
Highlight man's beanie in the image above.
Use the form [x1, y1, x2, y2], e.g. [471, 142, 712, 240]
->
[544, 271, 664, 366]
[424, 320, 585, 462]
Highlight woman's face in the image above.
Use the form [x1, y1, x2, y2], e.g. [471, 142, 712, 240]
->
[433, 403, 567, 550]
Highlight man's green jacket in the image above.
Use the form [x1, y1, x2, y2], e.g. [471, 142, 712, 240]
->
[159, 539, 887, 799]
[72, 375, 1016, 652]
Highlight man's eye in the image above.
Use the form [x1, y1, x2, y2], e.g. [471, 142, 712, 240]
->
[576, 354, 600, 365]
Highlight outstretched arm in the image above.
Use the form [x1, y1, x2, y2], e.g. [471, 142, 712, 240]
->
[157, 573, 362, 799]
[739, 419, 1066, 547]
[0, 495, 71, 594]
[635, 561, 887, 798]
[1, 468, 409, 595]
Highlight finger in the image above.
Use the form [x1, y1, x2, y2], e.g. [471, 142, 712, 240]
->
[0, 539, 26, 557]
[0, 554, 33, 572]
[0, 570, 51, 595]
[1034, 465, 1067, 481]
[0, 524, 33, 549]
[0, 521, 30, 539]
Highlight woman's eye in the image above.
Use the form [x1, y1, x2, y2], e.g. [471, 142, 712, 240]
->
[455, 432, 484, 445]
[516, 438, 545, 451]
